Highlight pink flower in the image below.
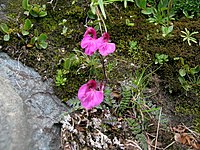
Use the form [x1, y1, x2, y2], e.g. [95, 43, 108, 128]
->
[81, 27, 98, 56]
[81, 27, 116, 56]
[97, 32, 116, 56]
[78, 80, 104, 110]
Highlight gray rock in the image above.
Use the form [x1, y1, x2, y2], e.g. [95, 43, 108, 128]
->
[0, 52, 66, 150]
[0, 0, 9, 21]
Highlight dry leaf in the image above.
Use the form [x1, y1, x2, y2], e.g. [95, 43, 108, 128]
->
[111, 91, 121, 99]
[174, 132, 200, 149]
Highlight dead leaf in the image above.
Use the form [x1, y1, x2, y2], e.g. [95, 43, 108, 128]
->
[111, 91, 121, 99]
[174, 132, 200, 149]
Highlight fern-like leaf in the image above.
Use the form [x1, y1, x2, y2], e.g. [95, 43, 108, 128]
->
[119, 88, 132, 113]
[66, 97, 82, 113]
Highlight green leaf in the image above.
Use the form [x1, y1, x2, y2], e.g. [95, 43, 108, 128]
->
[158, 0, 168, 10]
[22, 30, 29, 36]
[98, 0, 107, 19]
[87, 10, 97, 19]
[141, 8, 152, 14]
[124, 0, 127, 8]
[0, 23, 9, 34]
[135, 0, 147, 9]
[24, 19, 32, 30]
[90, 2, 96, 15]
[63, 58, 72, 70]
[30, 37, 37, 44]
[179, 69, 186, 77]
[39, 42, 48, 49]
[180, 57, 184, 65]
[39, 11, 47, 17]
[34, 29, 39, 37]
[178, 76, 185, 85]
[39, 34, 47, 41]
[3, 34, 10, 41]
[125, 19, 134, 26]
[22, 0, 29, 10]
[30, 10, 39, 17]
[190, 31, 199, 35]
[173, 57, 180, 60]
[61, 26, 68, 35]
[169, 26, 173, 32]
[190, 66, 200, 75]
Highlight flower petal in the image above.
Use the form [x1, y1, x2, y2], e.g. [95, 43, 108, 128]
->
[78, 83, 89, 101]
[81, 36, 98, 56]
[78, 80, 104, 109]
[84, 27, 97, 38]
[81, 91, 104, 109]
[99, 43, 116, 56]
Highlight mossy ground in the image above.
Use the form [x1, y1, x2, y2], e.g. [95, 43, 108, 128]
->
[1, 0, 200, 147]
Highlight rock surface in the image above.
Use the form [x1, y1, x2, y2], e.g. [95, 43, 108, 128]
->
[0, 52, 66, 150]
[0, 0, 9, 21]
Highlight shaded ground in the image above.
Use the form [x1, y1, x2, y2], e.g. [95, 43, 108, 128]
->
[0, 0, 199, 149]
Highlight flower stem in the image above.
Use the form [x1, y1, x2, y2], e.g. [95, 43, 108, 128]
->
[100, 55, 107, 84]
[96, 6, 108, 84]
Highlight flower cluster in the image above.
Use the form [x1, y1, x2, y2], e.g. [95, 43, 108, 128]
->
[78, 27, 115, 110]
[81, 27, 116, 56]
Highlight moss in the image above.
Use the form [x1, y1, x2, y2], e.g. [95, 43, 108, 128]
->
[175, 95, 200, 132]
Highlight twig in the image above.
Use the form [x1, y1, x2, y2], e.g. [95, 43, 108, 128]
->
[182, 123, 200, 138]
[125, 139, 143, 150]
[163, 141, 175, 150]
[154, 107, 162, 150]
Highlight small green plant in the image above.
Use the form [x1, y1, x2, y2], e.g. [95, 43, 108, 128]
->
[55, 69, 67, 86]
[128, 40, 141, 56]
[180, 28, 199, 46]
[62, 53, 80, 74]
[155, 53, 169, 65]
[174, 57, 200, 93]
[0, 23, 13, 41]
[161, 25, 173, 37]
[22, 0, 47, 17]
[125, 18, 135, 26]
[178, 65, 200, 93]
[21, 19, 33, 36]
[28, 29, 48, 49]
[136, 0, 175, 26]
[129, 40, 138, 50]
[65, 97, 82, 113]
[59, 19, 74, 38]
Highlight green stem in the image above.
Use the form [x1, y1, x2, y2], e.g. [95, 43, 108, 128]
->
[100, 55, 107, 84]
[95, 7, 108, 84]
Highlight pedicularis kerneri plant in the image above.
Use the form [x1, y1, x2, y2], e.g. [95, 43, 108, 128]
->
[78, 27, 116, 109]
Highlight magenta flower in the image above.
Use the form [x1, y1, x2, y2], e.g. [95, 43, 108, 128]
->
[81, 27, 98, 56]
[78, 80, 104, 110]
[97, 32, 116, 56]
[81, 27, 116, 56]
